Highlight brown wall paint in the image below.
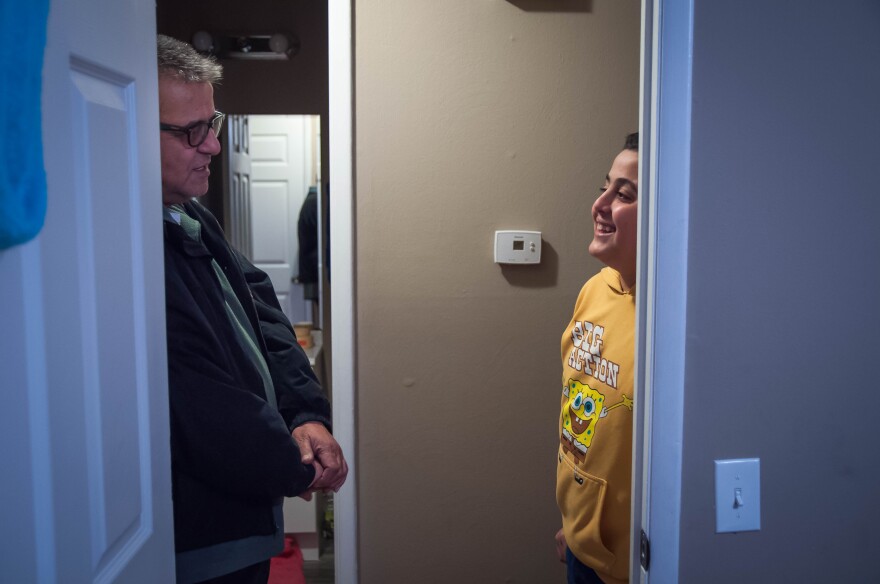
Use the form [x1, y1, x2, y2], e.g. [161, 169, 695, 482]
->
[355, 1, 639, 582]
[156, 0, 328, 116]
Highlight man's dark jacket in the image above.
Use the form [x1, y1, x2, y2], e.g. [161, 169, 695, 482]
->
[164, 200, 330, 552]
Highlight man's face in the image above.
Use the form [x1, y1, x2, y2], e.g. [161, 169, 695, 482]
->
[159, 78, 221, 206]
[588, 148, 639, 286]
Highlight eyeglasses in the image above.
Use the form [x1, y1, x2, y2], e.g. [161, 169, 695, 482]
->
[160, 111, 225, 147]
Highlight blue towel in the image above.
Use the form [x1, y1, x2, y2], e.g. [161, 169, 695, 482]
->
[0, 0, 50, 249]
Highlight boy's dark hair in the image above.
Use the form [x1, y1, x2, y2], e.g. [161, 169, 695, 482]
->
[624, 132, 639, 151]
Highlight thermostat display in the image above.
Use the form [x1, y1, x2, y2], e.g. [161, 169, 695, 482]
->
[494, 230, 541, 264]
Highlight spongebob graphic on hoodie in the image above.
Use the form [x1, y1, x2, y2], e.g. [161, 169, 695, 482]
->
[560, 378, 632, 463]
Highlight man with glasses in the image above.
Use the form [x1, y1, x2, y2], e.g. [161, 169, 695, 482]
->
[157, 35, 348, 584]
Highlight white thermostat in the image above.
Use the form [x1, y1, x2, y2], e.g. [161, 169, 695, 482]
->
[494, 230, 542, 264]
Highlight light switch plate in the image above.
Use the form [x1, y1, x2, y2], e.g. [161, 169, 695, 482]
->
[494, 230, 541, 264]
[714, 458, 761, 533]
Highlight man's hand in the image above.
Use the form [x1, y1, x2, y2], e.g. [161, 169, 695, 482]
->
[555, 528, 567, 563]
[292, 422, 348, 492]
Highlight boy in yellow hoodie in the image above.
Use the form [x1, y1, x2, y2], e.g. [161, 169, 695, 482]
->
[555, 133, 638, 584]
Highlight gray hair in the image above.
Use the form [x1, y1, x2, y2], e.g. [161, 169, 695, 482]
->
[157, 34, 223, 84]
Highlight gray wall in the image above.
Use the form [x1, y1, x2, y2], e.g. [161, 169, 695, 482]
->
[676, 2, 880, 582]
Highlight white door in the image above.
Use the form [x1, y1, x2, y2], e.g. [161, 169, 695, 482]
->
[0, 0, 174, 582]
[248, 115, 318, 324]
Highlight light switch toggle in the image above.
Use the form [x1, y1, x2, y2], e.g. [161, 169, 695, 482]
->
[715, 458, 760, 533]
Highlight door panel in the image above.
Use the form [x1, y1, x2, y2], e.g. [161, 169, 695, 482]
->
[251, 180, 292, 307]
[70, 62, 149, 577]
[228, 115, 253, 259]
[0, 0, 175, 582]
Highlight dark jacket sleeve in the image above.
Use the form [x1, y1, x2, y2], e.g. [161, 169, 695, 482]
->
[167, 343, 316, 502]
[236, 249, 333, 432]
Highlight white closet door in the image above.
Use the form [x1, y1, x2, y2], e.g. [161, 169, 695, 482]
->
[248, 115, 315, 324]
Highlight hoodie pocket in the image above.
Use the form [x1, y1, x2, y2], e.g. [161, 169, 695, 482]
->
[556, 446, 616, 573]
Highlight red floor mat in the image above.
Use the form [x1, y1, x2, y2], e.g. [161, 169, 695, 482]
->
[268, 535, 305, 584]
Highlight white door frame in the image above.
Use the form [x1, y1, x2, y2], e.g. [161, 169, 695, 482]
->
[328, 2, 694, 583]
[631, 0, 693, 582]
[328, 1, 358, 582]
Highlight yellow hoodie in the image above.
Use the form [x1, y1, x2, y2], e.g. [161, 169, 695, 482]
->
[557, 267, 635, 584]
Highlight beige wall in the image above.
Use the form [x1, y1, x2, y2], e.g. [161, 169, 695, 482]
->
[355, 1, 639, 582]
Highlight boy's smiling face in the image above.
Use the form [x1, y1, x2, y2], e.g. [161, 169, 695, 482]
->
[588, 148, 638, 288]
